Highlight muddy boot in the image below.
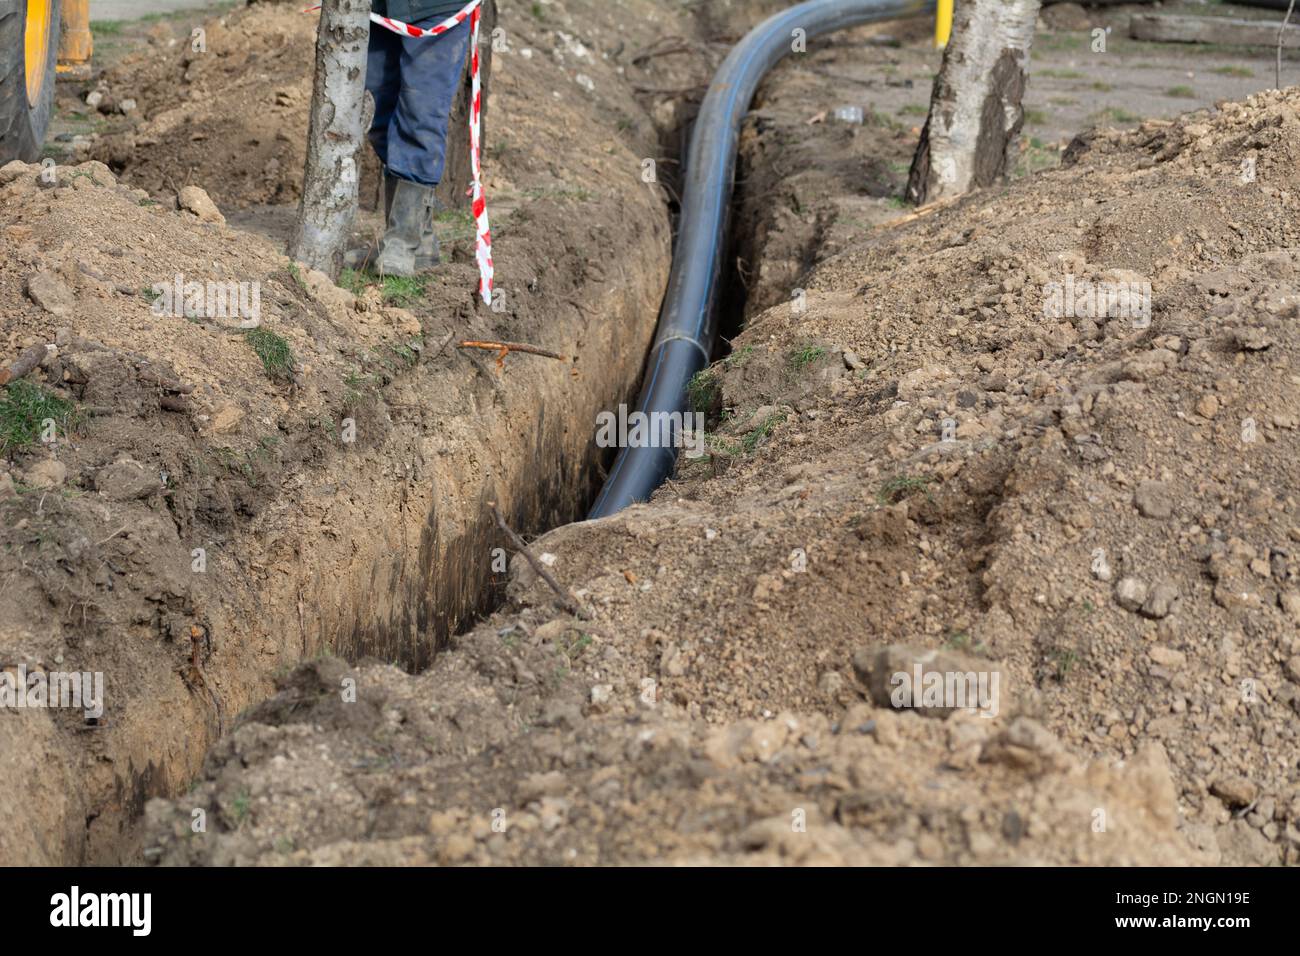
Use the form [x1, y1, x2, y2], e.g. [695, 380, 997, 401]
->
[344, 173, 399, 272]
[371, 177, 441, 278]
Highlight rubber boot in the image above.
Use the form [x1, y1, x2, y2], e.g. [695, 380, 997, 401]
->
[343, 173, 399, 272]
[371, 177, 441, 278]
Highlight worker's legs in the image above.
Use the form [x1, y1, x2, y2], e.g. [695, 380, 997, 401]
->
[364, 26, 403, 170]
[378, 17, 472, 188]
[354, 17, 471, 276]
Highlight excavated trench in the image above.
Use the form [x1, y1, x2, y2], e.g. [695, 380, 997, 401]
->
[5, 0, 933, 866]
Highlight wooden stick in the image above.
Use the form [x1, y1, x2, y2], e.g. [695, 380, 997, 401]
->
[0, 343, 52, 386]
[458, 340, 566, 361]
[488, 501, 589, 619]
[136, 368, 196, 393]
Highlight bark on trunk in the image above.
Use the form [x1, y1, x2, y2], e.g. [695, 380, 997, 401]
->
[289, 0, 370, 280]
[907, 0, 1041, 205]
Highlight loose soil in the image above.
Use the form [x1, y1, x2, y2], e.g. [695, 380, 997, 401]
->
[1, 0, 702, 864]
[5, 0, 1298, 867]
[143, 7, 1299, 865]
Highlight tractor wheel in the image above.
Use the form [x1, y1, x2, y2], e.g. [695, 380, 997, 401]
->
[0, 0, 61, 164]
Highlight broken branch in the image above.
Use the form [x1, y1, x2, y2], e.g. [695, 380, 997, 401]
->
[488, 501, 589, 620]
[458, 340, 566, 361]
[0, 343, 53, 386]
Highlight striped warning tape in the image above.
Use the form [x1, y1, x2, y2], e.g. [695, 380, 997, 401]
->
[306, 1, 493, 304]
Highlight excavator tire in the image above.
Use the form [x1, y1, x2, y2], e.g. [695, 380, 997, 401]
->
[0, 0, 61, 164]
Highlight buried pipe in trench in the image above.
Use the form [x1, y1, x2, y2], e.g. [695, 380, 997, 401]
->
[588, 0, 936, 519]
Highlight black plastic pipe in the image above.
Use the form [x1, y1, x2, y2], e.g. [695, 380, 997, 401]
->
[589, 0, 935, 518]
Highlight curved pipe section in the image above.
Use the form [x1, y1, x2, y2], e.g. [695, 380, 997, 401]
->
[589, 0, 935, 518]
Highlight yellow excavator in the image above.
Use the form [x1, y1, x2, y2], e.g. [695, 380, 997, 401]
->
[1, 0, 93, 163]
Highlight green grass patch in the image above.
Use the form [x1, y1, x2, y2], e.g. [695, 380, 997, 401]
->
[0, 380, 78, 456]
[1037, 68, 1085, 80]
[244, 328, 295, 383]
[724, 344, 757, 369]
[1023, 108, 1048, 126]
[876, 474, 932, 506]
[788, 343, 827, 372]
[285, 261, 312, 294]
[687, 369, 720, 415]
[1209, 65, 1253, 77]
[1047, 647, 1079, 683]
[1164, 85, 1195, 98]
[741, 412, 786, 454]
[380, 275, 428, 307]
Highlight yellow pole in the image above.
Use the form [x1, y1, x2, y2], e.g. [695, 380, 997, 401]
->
[58, 0, 94, 79]
[935, 0, 953, 49]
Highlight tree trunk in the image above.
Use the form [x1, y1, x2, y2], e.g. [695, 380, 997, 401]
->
[289, 0, 370, 280]
[906, 0, 1041, 205]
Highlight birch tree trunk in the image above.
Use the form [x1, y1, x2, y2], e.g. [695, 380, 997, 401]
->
[289, 0, 370, 279]
[906, 0, 1041, 205]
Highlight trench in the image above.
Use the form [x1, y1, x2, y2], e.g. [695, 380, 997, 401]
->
[588, 0, 934, 517]
[280, 0, 945, 661]
[41, 0, 937, 866]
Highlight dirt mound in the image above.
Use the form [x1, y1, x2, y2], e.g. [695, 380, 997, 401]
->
[90, 2, 317, 209]
[144, 78, 1300, 865]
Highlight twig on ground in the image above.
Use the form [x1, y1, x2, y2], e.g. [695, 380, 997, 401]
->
[458, 340, 565, 360]
[0, 343, 53, 386]
[459, 340, 566, 373]
[488, 501, 589, 620]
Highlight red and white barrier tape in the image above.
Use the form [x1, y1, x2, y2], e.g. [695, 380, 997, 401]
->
[306, 2, 493, 304]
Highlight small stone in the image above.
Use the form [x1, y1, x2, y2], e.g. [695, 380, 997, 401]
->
[95, 458, 156, 500]
[842, 348, 865, 371]
[1115, 577, 1148, 612]
[26, 270, 76, 316]
[1149, 646, 1186, 668]
[1283, 655, 1300, 685]
[209, 402, 243, 434]
[384, 307, 421, 336]
[24, 458, 67, 489]
[1141, 580, 1180, 619]
[1232, 327, 1273, 351]
[589, 684, 612, 707]
[1195, 393, 1219, 419]
[818, 670, 844, 695]
[178, 185, 225, 225]
[1210, 776, 1258, 809]
[0, 159, 32, 184]
[1134, 480, 1174, 519]
[85, 90, 103, 109]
